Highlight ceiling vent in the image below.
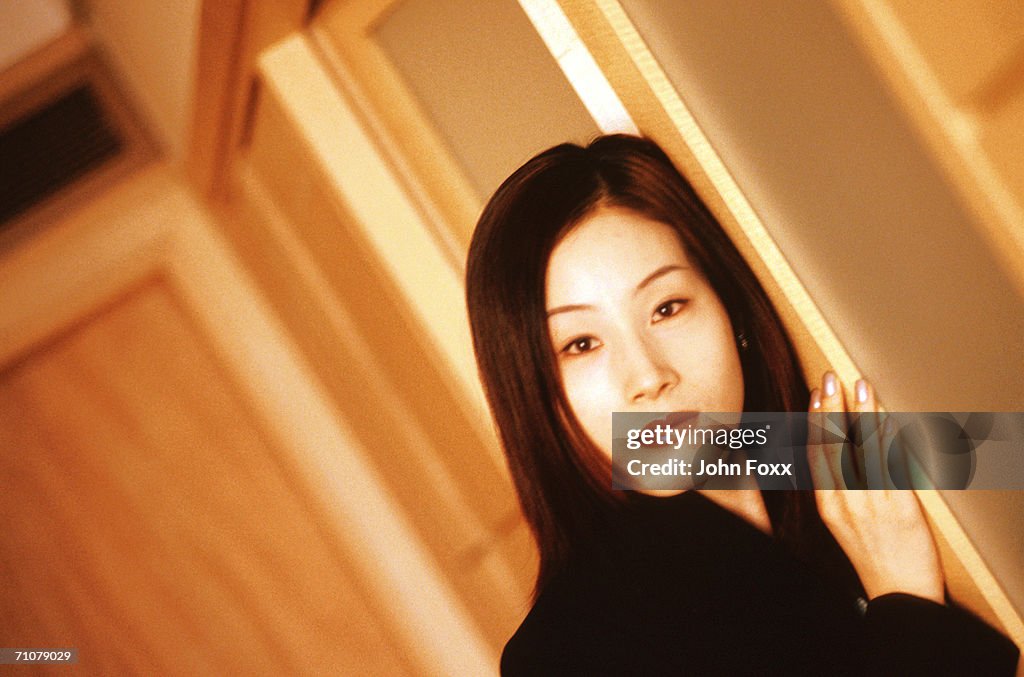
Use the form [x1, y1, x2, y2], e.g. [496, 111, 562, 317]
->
[1, 83, 122, 224]
[0, 28, 152, 248]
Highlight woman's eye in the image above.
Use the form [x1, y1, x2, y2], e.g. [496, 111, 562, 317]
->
[652, 299, 688, 322]
[561, 336, 601, 356]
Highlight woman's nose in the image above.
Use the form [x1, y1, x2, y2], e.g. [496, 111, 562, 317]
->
[624, 339, 679, 404]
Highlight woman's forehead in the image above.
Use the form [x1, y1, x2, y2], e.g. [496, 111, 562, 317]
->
[546, 207, 691, 306]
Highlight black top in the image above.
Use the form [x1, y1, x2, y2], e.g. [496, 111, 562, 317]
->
[501, 491, 1019, 675]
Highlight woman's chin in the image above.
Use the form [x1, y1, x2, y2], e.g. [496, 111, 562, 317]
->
[636, 489, 687, 498]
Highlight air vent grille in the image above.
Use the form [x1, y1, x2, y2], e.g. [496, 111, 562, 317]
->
[1, 85, 122, 224]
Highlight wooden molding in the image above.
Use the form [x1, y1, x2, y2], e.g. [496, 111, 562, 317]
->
[917, 491, 1024, 651]
[0, 25, 91, 105]
[253, 34, 500, 466]
[311, 0, 483, 252]
[186, 0, 308, 198]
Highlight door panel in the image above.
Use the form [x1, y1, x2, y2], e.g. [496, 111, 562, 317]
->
[0, 165, 494, 675]
[0, 280, 410, 674]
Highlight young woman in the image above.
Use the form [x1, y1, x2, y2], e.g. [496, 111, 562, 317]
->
[465, 135, 1019, 675]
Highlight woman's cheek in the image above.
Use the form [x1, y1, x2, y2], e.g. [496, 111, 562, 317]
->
[702, 314, 745, 410]
[560, 359, 616, 457]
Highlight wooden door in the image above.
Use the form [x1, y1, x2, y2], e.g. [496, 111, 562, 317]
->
[0, 166, 496, 674]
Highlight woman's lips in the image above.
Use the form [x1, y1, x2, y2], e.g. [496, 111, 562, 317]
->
[633, 411, 703, 448]
[641, 410, 701, 433]
[666, 411, 701, 427]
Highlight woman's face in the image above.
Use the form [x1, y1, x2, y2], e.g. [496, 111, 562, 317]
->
[545, 206, 745, 458]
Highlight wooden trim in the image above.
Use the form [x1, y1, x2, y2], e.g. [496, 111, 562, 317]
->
[517, 0, 639, 134]
[253, 34, 498, 464]
[917, 491, 1024, 650]
[186, 0, 247, 195]
[0, 164, 496, 675]
[0, 25, 91, 105]
[311, 0, 484, 252]
[553, 0, 1024, 647]
[186, 0, 309, 198]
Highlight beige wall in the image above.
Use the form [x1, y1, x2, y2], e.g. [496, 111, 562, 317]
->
[83, 0, 200, 161]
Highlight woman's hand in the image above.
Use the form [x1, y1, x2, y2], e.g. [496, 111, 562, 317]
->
[808, 372, 945, 604]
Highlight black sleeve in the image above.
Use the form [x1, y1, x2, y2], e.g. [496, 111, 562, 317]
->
[863, 592, 1019, 676]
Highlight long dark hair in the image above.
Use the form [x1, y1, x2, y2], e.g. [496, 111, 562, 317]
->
[466, 135, 819, 593]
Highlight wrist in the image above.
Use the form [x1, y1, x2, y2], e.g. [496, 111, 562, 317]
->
[865, 582, 944, 606]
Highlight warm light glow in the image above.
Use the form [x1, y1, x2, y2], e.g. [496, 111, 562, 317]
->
[517, 0, 638, 134]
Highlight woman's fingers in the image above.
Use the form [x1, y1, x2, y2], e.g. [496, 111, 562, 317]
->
[807, 388, 833, 489]
[808, 373, 891, 489]
[807, 372, 847, 490]
[807, 374, 946, 602]
[879, 415, 902, 490]
[854, 379, 886, 490]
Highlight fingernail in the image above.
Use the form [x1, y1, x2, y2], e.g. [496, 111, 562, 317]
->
[810, 389, 821, 409]
[823, 372, 837, 398]
[856, 379, 869, 403]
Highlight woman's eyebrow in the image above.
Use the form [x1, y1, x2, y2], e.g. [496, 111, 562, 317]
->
[547, 265, 689, 317]
[547, 303, 593, 318]
[634, 264, 688, 294]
